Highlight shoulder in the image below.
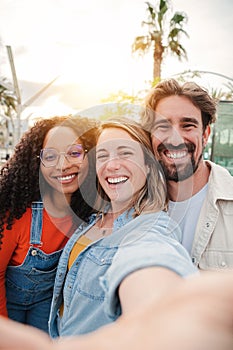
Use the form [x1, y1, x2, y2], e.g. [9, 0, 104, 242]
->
[11, 207, 32, 226]
[207, 160, 233, 187]
[121, 211, 182, 243]
[206, 160, 233, 179]
[206, 161, 233, 199]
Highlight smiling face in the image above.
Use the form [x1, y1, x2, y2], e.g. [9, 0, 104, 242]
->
[151, 95, 210, 182]
[40, 126, 88, 201]
[96, 127, 149, 213]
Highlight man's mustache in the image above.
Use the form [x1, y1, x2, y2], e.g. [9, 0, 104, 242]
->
[157, 142, 196, 153]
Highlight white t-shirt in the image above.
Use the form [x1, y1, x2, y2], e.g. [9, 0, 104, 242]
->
[168, 184, 208, 254]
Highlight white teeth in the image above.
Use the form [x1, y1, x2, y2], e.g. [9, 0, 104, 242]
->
[107, 176, 128, 184]
[57, 174, 76, 181]
[166, 151, 187, 159]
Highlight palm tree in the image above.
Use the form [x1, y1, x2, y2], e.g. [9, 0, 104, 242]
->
[0, 78, 17, 157]
[132, 0, 189, 82]
[0, 79, 17, 115]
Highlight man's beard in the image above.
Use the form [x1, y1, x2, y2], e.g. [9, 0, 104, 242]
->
[157, 142, 203, 183]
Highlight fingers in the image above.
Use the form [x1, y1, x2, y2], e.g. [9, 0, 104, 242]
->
[0, 316, 52, 350]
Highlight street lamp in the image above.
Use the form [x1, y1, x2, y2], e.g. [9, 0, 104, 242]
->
[6, 45, 59, 146]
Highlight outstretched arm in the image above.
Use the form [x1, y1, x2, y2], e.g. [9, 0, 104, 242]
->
[1, 271, 233, 350]
[0, 318, 52, 350]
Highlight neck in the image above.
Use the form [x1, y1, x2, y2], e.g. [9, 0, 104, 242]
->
[167, 161, 210, 202]
[110, 200, 132, 218]
[100, 206, 127, 229]
[43, 191, 72, 218]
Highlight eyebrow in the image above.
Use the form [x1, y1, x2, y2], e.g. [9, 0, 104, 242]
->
[153, 117, 200, 126]
[180, 117, 199, 125]
[96, 145, 135, 153]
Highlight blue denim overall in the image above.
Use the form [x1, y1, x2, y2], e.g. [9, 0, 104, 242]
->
[5, 202, 64, 333]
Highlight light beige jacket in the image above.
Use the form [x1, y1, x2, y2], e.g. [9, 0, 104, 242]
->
[191, 161, 233, 270]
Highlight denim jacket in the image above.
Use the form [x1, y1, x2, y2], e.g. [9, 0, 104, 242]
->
[49, 209, 197, 337]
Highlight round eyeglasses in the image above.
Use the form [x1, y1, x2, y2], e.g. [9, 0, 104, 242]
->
[39, 144, 87, 167]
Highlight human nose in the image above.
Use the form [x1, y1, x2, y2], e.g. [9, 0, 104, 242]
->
[55, 153, 70, 170]
[105, 156, 121, 170]
[165, 126, 184, 146]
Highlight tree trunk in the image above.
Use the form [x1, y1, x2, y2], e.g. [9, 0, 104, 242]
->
[153, 43, 163, 82]
[153, 58, 161, 81]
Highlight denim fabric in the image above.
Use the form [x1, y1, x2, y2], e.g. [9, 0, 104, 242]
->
[49, 209, 197, 338]
[6, 202, 63, 333]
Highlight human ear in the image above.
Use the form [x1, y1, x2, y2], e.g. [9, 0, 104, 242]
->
[203, 125, 211, 147]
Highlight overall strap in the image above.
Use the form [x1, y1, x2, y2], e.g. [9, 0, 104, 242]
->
[30, 201, 44, 246]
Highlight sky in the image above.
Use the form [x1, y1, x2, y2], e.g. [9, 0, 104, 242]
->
[0, 0, 233, 121]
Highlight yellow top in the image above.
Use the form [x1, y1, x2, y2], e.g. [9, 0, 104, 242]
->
[68, 235, 92, 269]
[60, 235, 92, 316]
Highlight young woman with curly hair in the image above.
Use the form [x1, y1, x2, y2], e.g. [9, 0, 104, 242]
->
[0, 115, 98, 333]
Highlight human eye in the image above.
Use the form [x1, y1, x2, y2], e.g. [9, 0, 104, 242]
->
[96, 153, 109, 162]
[118, 150, 134, 158]
[153, 122, 170, 133]
[69, 150, 82, 158]
[182, 118, 199, 130]
[182, 123, 197, 130]
[43, 150, 57, 162]
[68, 145, 83, 158]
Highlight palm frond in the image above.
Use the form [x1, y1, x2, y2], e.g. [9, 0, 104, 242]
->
[168, 41, 187, 59]
[132, 35, 151, 50]
[158, 0, 168, 29]
[145, 2, 156, 20]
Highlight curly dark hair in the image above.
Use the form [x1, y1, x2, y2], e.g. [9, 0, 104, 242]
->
[0, 115, 99, 247]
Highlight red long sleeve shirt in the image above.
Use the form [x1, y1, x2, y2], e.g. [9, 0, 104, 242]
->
[0, 208, 73, 317]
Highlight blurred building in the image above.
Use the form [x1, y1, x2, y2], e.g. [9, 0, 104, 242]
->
[205, 101, 233, 175]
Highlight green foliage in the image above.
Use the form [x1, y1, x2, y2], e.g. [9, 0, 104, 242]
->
[151, 77, 161, 87]
[0, 78, 17, 156]
[101, 90, 141, 104]
[97, 104, 133, 121]
[99, 90, 145, 121]
[0, 78, 17, 117]
[174, 70, 233, 101]
[132, 0, 188, 80]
